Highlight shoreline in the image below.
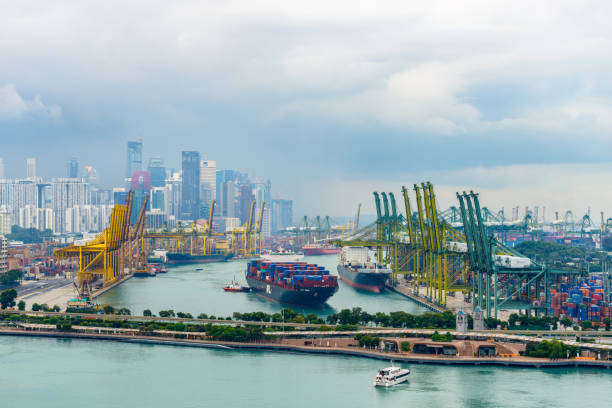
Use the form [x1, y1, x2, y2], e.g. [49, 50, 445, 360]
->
[2, 329, 611, 370]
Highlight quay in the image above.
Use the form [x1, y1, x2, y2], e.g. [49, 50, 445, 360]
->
[386, 283, 446, 313]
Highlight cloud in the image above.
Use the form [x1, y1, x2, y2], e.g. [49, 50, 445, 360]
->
[0, 84, 61, 120]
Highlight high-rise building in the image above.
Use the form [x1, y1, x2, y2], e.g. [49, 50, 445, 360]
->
[0, 210, 11, 235]
[130, 171, 151, 224]
[51, 178, 89, 233]
[272, 199, 293, 232]
[112, 188, 128, 205]
[239, 183, 255, 224]
[148, 157, 166, 187]
[253, 180, 272, 238]
[0, 179, 39, 221]
[68, 158, 79, 178]
[0, 158, 4, 179]
[151, 187, 165, 212]
[0, 235, 7, 274]
[180, 151, 200, 220]
[126, 141, 143, 180]
[26, 158, 36, 179]
[164, 172, 182, 220]
[200, 160, 216, 213]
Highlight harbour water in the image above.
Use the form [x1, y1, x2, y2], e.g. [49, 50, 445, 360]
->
[1, 335, 610, 408]
[98, 255, 427, 317]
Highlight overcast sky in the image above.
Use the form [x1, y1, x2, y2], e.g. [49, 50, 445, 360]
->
[1, 1, 612, 217]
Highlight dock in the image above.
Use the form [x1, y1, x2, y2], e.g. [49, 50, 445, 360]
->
[386, 284, 446, 313]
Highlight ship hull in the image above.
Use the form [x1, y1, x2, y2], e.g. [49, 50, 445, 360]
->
[302, 247, 342, 256]
[337, 265, 390, 293]
[166, 253, 234, 265]
[246, 276, 338, 305]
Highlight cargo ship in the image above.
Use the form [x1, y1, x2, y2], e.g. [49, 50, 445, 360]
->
[246, 258, 338, 305]
[166, 252, 234, 265]
[337, 246, 392, 293]
[302, 244, 342, 256]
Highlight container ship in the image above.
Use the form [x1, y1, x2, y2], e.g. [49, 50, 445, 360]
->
[302, 244, 342, 256]
[166, 252, 233, 265]
[246, 258, 338, 305]
[337, 246, 392, 293]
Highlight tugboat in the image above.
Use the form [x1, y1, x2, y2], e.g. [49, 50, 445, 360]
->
[373, 363, 410, 387]
[223, 277, 250, 292]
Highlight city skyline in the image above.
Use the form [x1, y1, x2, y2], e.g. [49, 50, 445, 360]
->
[2, 2, 612, 216]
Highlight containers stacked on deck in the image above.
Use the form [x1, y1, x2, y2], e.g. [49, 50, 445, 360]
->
[246, 260, 338, 288]
[550, 275, 611, 324]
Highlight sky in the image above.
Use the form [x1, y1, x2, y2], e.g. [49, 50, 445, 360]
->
[1, 1, 612, 218]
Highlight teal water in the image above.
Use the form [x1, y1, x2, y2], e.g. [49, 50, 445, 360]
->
[98, 255, 427, 317]
[1, 336, 610, 408]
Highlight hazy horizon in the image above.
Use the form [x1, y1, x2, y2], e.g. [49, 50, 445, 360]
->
[2, 1, 612, 217]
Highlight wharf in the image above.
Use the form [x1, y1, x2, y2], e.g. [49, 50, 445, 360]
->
[91, 272, 133, 300]
[386, 284, 446, 313]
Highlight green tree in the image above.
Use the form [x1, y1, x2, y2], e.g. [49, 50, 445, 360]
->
[604, 318, 611, 331]
[31, 303, 41, 311]
[560, 317, 572, 329]
[103, 305, 115, 315]
[0, 289, 18, 309]
[400, 341, 411, 352]
[198, 313, 208, 319]
[580, 320, 593, 330]
[52, 305, 61, 312]
[17, 300, 26, 311]
[117, 308, 131, 315]
[143, 309, 152, 317]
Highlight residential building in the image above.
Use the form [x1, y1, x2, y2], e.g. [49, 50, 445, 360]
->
[164, 172, 182, 220]
[51, 178, 89, 233]
[26, 158, 36, 179]
[0, 235, 7, 274]
[0, 210, 11, 235]
[180, 151, 200, 220]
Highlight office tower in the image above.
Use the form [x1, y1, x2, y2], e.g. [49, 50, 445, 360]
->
[253, 180, 272, 238]
[26, 158, 36, 178]
[0, 158, 4, 179]
[151, 187, 165, 211]
[164, 172, 182, 220]
[130, 171, 151, 224]
[180, 151, 200, 220]
[239, 183, 255, 224]
[126, 141, 143, 179]
[272, 199, 293, 232]
[51, 178, 89, 233]
[147, 157, 166, 188]
[112, 188, 128, 205]
[68, 158, 79, 178]
[200, 160, 216, 215]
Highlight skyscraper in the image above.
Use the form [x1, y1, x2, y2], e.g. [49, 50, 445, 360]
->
[239, 183, 255, 224]
[68, 158, 79, 178]
[130, 171, 151, 224]
[26, 158, 36, 179]
[272, 199, 293, 232]
[0, 158, 4, 179]
[126, 141, 143, 179]
[148, 157, 166, 187]
[51, 178, 89, 233]
[200, 160, 216, 212]
[180, 151, 200, 220]
[253, 180, 272, 238]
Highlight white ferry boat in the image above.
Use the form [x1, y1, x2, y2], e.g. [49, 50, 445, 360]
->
[260, 249, 304, 263]
[373, 364, 410, 387]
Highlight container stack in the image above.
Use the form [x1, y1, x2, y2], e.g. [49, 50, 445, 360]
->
[551, 275, 611, 324]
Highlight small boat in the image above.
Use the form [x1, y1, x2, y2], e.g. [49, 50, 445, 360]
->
[195, 267, 204, 271]
[224, 277, 250, 292]
[373, 363, 410, 387]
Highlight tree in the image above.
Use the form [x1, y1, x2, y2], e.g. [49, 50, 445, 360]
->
[52, 305, 61, 312]
[159, 309, 175, 318]
[17, 300, 25, 311]
[0, 289, 18, 309]
[604, 318, 611, 331]
[117, 308, 131, 315]
[103, 305, 115, 315]
[197, 313, 208, 319]
[580, 320, 592, 331]
[400, 341, 411, 352]
[143, 309, 152, 317]
[32, 303, 41, 311]
[560, 317, 572, 329]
